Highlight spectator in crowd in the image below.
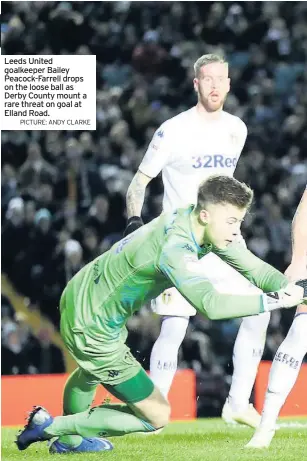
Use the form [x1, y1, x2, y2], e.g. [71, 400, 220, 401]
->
[82, 226, 101, 264]
[1, 311, 65, 375]
[2, 198, 30, 282]
[19, 142, 56, 196]
[2, 164, 18, 209]
[32, 325, 66, 374]
[1, 322, 37, 375]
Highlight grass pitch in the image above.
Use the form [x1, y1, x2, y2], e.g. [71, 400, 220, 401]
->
[2, 418, 307, 461]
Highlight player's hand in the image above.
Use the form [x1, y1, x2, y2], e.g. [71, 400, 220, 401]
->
[284, 261, 307, 282]
[264, 283, 305, 311]
[278, 283, 305, 308]
[295, 279, 307, 298]
[123, 216, 144, 237]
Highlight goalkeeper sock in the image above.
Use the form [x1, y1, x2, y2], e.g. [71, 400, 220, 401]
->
[58, 368, 97, 448]
[260, 313, 307, 428]
[150, 316, 189, 398]
[44, 403, 157, 438]
[228, 312, 270, 412]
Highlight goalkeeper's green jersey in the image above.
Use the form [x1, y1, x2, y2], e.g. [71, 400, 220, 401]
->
[62, 206, 287, 343]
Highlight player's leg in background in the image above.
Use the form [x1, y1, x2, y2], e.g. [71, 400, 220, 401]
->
[261, 306, 307, 428]
[226, 312, 270, 414]
[246, 304, 307, 448]
[149, 298, 190, 397]
[150, 315, 189, 399]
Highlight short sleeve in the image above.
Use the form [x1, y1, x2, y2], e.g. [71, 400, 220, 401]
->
[233, 119, 248, 161]
[138, 123, 173, 178]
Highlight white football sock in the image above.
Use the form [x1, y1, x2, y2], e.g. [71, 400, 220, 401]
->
[260, 313, 307, 428]
[228, 312, 271, 412]
[150, 316, 189, 398]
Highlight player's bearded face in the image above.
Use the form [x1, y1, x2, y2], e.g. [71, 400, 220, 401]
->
[202, 203, 246, 249]
[194, 63, 230, 112]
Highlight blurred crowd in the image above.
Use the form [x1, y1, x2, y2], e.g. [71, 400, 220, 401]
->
[1, 1, 307, 415]
[1, 295, 65, 375]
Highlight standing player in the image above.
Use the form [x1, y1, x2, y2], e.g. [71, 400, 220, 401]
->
[125, 54, 268, 426]
[246, 186, 307, 448]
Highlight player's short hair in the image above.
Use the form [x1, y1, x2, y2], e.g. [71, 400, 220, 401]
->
[194, 54, 227, 78]
[196, 175, 253, 211]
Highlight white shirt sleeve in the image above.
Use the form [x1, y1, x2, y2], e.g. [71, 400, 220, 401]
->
[138, 123, 173, 178]
[234, 119, 248, 160]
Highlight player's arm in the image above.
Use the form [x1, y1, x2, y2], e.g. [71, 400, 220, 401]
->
[213, 243, 290, 293]
[125, 170, 153, 234]
[124, 124, 172, 236]
[285, 187, 307, 280]
[158, 238, 303, 320]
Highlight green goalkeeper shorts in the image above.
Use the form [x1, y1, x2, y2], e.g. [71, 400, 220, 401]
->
[59, 290, 154, 403]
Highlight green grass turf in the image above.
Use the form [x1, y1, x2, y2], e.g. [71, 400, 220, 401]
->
[2, 418, 307, 461]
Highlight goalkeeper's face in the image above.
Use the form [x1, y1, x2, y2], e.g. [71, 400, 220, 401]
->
[201, 202, 246, 249]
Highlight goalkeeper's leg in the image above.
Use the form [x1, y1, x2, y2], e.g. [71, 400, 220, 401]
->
[56, 367, 97, 448]
[17, 371, 170, 451]
[246, 305, 307, 448]
[44, 379, 169, 438]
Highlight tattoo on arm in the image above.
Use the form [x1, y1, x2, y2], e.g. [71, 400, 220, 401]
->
[126, 172, 151, 218]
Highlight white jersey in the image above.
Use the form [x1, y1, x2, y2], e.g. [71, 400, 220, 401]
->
[139, 107, 247, 212]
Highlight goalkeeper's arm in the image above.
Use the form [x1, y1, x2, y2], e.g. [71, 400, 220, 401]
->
[213, 243, 289, 293]
[158, 238, 305, 320]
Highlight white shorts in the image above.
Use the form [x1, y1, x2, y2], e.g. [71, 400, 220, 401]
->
[151, 252, 263, 317]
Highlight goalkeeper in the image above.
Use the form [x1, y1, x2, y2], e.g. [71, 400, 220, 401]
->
[16, 175, 306, 454]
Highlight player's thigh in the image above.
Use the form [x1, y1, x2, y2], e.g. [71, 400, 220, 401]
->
[60, 288, 142, 385]
[152, 287, 196, 316]
[62, 329, 143, 387]
[198, 252, 263, 294]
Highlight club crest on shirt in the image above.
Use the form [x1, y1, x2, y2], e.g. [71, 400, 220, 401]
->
[182, 243, 195, 253]
[150, 129, 165, 152]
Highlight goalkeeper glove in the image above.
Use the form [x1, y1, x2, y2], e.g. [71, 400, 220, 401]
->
[123, 216, 144, 237]
[295, 278, 307, 297]
[262, 282, 306, 312]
